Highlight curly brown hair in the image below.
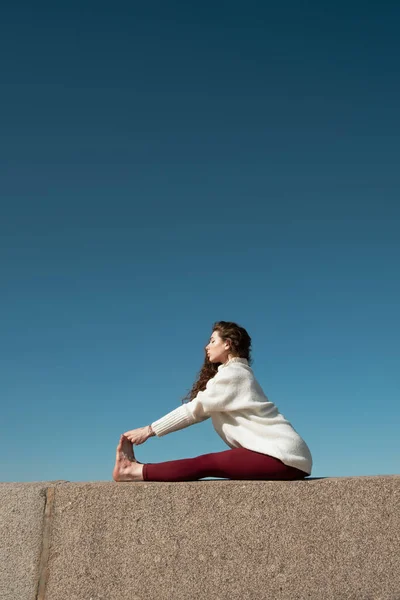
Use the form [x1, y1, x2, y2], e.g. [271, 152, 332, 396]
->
[181, 320, 253, 404]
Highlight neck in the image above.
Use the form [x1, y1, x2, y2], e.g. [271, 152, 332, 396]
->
[222, 353, 236, 364]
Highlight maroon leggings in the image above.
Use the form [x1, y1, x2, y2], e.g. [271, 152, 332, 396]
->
[142, 447, 309, 482]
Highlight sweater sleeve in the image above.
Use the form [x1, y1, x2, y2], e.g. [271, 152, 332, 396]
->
[150, 403, 210, 437]
[186, 368, 248, 418]
[151, 367, 249, 437]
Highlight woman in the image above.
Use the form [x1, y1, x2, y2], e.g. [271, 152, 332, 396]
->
[113, 321, 312, 482]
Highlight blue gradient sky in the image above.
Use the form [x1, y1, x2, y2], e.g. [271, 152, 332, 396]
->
[1, 2, 399, 481]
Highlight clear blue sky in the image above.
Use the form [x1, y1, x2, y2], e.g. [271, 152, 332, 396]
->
[1, 2, 399, 481]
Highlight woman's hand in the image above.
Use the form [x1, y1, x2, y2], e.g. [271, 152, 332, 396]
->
[123, 426, 151, 445]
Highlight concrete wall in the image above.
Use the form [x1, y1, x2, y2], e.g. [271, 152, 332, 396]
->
[1, 476, 399, 600]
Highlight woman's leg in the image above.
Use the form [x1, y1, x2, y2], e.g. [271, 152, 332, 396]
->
[143, 447, 308, 482]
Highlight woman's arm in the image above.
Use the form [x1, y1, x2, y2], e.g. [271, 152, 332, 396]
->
[187, 368, 251, 418]
[143, 367, 251, 439]
[150, 403, 210, 437]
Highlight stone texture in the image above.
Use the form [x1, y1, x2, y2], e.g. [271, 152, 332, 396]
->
[43, 476, 400, 600]
[0, 482, 65, 600]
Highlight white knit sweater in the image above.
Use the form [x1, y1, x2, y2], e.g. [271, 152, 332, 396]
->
[151, 357, 313, 475]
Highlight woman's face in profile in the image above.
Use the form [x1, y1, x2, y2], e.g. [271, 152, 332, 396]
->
[205, 331, 230, 364]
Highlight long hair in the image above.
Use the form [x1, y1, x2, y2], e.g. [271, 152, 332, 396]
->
[181, 320, 253, 404]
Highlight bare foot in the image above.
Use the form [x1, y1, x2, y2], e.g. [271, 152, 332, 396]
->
[120, 434, 143, 464]
[112, 435, 144, 482]
[121, 435, 136, 461]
